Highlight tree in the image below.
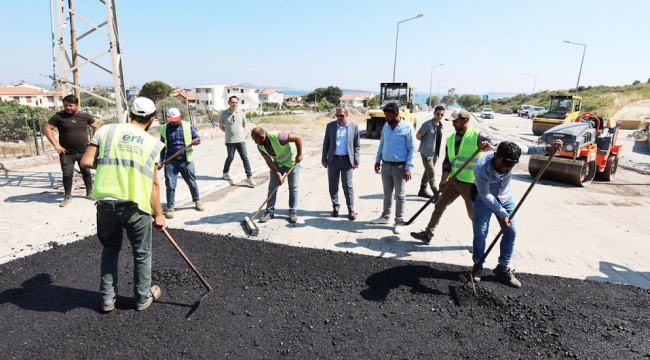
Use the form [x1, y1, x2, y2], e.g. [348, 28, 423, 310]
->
[139, 81, 172, 103]
[632, 80, 641, 85]
[441, 88, 459, 107]
[457, 94, 482, 109]
[367, 95, 380, 107]
[425, 96, 440, 107]
[303, 86, 342, 105]
[156, 96, 188, 122]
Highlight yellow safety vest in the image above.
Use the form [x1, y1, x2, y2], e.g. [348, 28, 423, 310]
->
[160, 121, 193, 162]
[446, 127, 481, 183]
[258, 131, 297, 168]
[93, 123, 164, 215]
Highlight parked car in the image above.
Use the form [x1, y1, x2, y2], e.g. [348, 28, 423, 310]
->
[501, 108, 513, 114]
[519, 104, 533, 117]
[528, 106, 547, 119]
[480, 108, 495, 119]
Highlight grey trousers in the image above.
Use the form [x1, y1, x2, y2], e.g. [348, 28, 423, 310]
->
[381, 162, 407, 223]
[420, 153, 438, 191]
[328, 157, 354, 211]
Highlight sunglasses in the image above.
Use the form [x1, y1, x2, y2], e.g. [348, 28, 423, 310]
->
[435, 113, 444, 116]
[335, 114, 345, 118]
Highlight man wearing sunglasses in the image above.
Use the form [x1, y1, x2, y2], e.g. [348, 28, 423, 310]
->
[471, 140, 562, 288]
[219, 95, 255, 187]
[322, 104, 360, 220]
[416, 105, 444, 199]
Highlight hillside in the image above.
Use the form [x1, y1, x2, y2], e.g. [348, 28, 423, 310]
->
[477, 81, 650, 119]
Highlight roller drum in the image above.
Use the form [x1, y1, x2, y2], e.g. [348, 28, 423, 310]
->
[528, 155, 596, 187]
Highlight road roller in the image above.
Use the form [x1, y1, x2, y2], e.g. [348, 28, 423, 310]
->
[528, 112, 622, 187]
[531, 95, 582, 136]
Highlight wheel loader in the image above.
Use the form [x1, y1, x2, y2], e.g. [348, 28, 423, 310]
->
[365, 82, 418, 139]
[531, 95, 583, 136]
[528, 112, 621, 187]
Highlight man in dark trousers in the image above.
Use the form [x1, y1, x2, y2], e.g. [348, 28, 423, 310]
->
[44, 94, 100, 207]
[416, 105, 444, 198]
[322, 104, 360, 220]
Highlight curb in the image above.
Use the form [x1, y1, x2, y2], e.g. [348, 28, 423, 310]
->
[618, 163, 650, 176]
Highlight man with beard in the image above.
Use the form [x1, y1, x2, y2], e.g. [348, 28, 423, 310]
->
[410, 109, 494, 244]
[44, 94, 100, 207]
[81, 97, 165, 312]
[370, 102, 416, 235]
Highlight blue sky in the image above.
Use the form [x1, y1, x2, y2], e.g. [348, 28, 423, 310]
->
[1, 0, 649, 96]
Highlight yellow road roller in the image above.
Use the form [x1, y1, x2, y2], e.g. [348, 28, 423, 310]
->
[531, 95, 582, 136]
[366, 82, 418, 139]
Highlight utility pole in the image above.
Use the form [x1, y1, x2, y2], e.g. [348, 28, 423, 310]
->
[428, 63, 443, 109]
[564, 40, 587, 95]
[392, 14, 423, 82]
[526, 73, 537, 97]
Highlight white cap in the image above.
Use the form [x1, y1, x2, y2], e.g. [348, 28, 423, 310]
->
[166, 107, 181, 121]
[130, 97, 156, 116]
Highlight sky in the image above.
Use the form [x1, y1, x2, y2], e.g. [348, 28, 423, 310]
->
[1, 0, 649, 96]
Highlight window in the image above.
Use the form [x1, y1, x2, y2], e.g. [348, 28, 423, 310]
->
[240, 89, 244, 94]
[47, 96, 54, 102]
[13, 96, 19, 101]
[196, 99, 200, 104]
[26, 97, 32, 103]
[196, 88, 201, 93]
[207, 88, 212, 93]
[227, 89, 230, 93]
[241, 100, 245, 104]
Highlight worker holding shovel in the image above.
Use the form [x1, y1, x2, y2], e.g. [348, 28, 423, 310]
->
[471, 140, 562, 287]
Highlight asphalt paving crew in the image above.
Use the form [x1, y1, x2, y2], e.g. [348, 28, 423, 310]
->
[322, 104, 361, 221]
[81, 97, 165, 312]
[219, 95, 256, 187]
[471, 140, 563, 287]
[411, 109, 494, 244]
[43, 94, 100, 207]
[371, 102, 416, 235]
[158, 107, 203, 219]
[416, 105, 444, 199]
[251, 126, 303, 223]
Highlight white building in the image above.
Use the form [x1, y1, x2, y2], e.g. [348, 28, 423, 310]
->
[0, 84, 62, 110]
[339, 92, 373, 107]
[195, 84, 261, 113]
[257, 88, 283, 105]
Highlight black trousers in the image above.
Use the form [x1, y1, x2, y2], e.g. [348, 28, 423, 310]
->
[60, 152, 92, 197]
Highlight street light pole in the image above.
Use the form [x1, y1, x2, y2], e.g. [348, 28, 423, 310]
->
[437, 78, 447, 107]
[564, 40, 586, 95]
[486, 84, 493, 105]
[428, 63, 443, 109]
[392, 13, 423, 82]
[526, 73, 537, 97]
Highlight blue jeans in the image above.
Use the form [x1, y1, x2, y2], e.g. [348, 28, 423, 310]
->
[164, 160, 200, 208]
[266, 162, 300, 214]
[223, 142, 253, 178]
[472, 196, 517, 268]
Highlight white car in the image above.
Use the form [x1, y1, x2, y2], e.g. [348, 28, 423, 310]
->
[519, 104, 533, 117]
[528, 106, 547, 119]
[480, 108, 495, 119]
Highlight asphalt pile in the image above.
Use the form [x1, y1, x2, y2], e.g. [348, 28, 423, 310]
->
[1, 229, 649, 359]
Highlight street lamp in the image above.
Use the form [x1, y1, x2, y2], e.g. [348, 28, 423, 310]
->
[437, 78, 447, 106]
[526, 73, 537, 97]
[564, 40, 586, 95]
[392, 13, 424, 82]
[428, 63, 443, 109]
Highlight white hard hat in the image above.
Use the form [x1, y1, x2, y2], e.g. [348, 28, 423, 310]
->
[166, 107, 181, 121]
[131, 97, 156, 116]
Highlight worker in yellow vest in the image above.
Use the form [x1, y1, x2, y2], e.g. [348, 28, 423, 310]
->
[81, 97, 165, 313]
[251, 126, 303, 224]
[158, 107, 202, 219]
[411, 109, 494, 244]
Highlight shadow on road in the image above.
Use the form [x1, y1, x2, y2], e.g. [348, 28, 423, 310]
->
[184, 212, 250, 226]
[4, 191, 79, 204]
[585, 261, 650, 289]
[0, 170, 58, 189]
[360, 264, 464, 301]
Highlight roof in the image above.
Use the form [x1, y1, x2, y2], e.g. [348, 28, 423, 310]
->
[340, 92, 373, 101]
[258, 88, 281, 95]
[283, 94, 301, 100]
[0, 85, 60, 96]
[173, 89, 196, 101]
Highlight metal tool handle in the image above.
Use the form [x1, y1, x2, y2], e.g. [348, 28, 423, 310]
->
[405, 147, 482, 225]
[470, 149, 558, 275]
[249, 164, 296, 221]
[161, 228, 212, 298]
[161, 143, 194, 166]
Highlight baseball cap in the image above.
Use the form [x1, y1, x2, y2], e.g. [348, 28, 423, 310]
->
[445, 109, 470, 121]
[130, 97, 156, 116]
[382, 102, 400, 114]
[166, 108, 181, 121]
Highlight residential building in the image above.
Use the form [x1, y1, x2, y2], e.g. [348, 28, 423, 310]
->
[195, 84, 261, 113]
[0, 84, 62, 110]
[339, 92, 373, 107]
[173, 88, 196, 105]
[283, 94, 303, 102]
[257, 88, 283, 106]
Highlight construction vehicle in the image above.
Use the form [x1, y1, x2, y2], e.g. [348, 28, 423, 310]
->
[528, 112, 621, 187]
[531, 95, 582, 135]
[366, 82, 418, 139]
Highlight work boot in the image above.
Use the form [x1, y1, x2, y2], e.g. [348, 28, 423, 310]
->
[418, 187, 432, 198]
[165, 207, 175, 219]
[288, 212, 298, 224]
[410, 230, 432, 245]
[332, 208, 339, 217]
[86, 190, 95, 201]
[493, 266, 522, 288]
[136, 285, 161, 311]
[348, 211, 357, 221]
[259, 212, 274, 223]
[195, 201, 205, 211]
[59, 196, 72, 207]
[101, 297, 116, 313]
[246, 177, 257, 187]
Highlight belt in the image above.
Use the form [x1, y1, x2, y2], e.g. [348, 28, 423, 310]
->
[334, 154, 348, 158]
[97, 201, 138, 211]
[382, 160, 406, 166]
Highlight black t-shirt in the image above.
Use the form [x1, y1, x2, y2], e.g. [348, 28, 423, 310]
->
[47, 111, 96, 154]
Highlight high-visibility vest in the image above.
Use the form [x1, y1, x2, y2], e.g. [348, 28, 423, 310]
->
[446, 127, 481, 183]
[160, 121, 193, 162]
[257, 131, 296, 168]
[93, 123, 164, 215]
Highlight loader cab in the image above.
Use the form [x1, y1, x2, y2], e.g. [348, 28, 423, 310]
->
[380, 82, 414, 113]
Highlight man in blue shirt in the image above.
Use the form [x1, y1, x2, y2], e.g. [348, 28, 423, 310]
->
[158, 108, 202, 219]
[371, 102, 416, 235]
[472, 140, 562, 288]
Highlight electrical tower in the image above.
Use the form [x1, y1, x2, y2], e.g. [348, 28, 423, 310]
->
[49, 0, 128, 123]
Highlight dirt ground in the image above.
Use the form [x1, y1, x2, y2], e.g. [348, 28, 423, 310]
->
[1, 230, 649, 360]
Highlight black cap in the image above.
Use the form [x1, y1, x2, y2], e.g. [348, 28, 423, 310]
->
[382, 102, 399, 114]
